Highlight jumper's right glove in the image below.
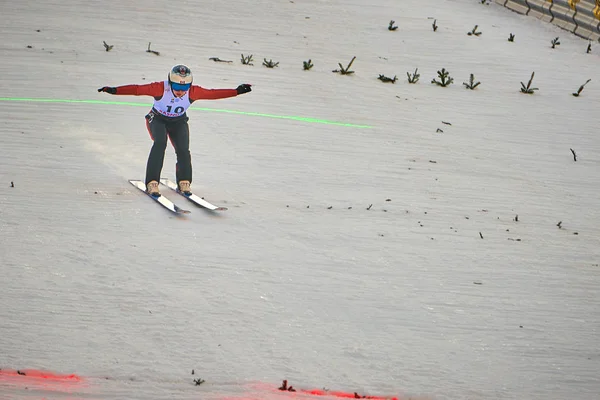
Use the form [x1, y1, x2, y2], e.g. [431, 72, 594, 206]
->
[236, 84, 252, 95]
[98, 86, 117, 94]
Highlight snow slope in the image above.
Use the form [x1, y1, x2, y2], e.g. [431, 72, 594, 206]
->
[1, 1, 599, 399]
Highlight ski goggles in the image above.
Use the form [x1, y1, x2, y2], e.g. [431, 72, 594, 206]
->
[171, 82, 191, 91]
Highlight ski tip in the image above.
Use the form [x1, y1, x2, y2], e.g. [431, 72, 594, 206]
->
[174, 204, 191, 214]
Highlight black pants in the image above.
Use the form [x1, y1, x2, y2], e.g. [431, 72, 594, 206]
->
[145, 113, 192, 185]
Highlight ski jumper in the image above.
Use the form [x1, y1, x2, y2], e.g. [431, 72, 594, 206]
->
[109, 81, 238, 185]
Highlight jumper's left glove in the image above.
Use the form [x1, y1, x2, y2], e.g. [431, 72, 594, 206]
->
[236, 84, 252, 95]
[98, 86, 117, 94]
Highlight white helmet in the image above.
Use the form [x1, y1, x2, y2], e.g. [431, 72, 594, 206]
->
[168, 64, 193, 90]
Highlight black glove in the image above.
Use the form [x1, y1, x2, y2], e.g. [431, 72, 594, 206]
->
[98, 86, 117, 94]
[236, 84, 252, 95]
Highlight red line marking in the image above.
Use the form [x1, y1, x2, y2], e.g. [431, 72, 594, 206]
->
[247, 381, 399, 400]
[0, 369, 83, 382]
[299, 389, 398, 399]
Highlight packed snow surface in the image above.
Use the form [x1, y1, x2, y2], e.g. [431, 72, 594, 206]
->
[1, 1, 599, 399]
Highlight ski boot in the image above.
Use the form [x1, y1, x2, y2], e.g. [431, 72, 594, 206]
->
[146, 180, 160, 197]
[178, 180, 192, 196]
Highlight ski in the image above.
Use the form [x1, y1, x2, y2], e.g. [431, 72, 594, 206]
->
[160, 178, 228, 211]
[129, 180, 190, 214]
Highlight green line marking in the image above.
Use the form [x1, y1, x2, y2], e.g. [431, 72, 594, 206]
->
[0, 97, 373, 128]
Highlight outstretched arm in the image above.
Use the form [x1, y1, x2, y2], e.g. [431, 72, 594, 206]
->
[98, 82, 164, 97]
[189, 84, 252, 102]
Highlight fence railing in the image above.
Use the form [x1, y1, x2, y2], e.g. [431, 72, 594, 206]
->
[495, 0, 600, 42]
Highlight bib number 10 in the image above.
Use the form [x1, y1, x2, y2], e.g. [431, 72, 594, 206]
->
[166, 105, 184, 114]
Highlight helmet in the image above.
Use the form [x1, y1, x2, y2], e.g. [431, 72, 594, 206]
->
[168, 64, 193, 91]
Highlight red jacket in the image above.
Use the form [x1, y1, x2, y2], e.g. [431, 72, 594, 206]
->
[113, 82, 238, 102]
